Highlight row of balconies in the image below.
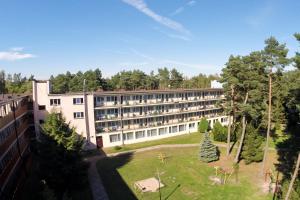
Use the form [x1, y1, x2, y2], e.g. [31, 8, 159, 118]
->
[0, 104, 30, 130]
[95, 95, 223, 107]
[94, 105, 217, 121]
[95, 113, 220, 134]
[0, 132, 30, 187]
[0, 120, 29, 155]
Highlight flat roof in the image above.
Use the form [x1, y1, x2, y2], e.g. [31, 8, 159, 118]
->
[48, 88, 223, 96]
[0, 94, 31, 105]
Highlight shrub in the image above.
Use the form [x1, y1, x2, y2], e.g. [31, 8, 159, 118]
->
[114, 145, 122, 150]
[198, 118, 209, 133]
[212, 121, 227, 142]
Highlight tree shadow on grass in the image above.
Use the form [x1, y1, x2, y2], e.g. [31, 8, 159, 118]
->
[96, 152, 138, 200]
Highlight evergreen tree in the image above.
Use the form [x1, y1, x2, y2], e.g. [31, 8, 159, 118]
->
[169, 68, 183, 88]
[198, 118, 209, 133]
[261, 37, 289, 174]
[199, 132, 219, 162]
[241, 124, 264, 164]
[157, 67, 170, 89]
[37, 112, 87, 199]
[0, 70, 5, 95]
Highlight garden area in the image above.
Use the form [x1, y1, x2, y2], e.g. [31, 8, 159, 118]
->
[97, 146, 275, 200]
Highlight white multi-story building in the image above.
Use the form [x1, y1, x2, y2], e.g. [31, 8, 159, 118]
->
[32, 80, 227, 148]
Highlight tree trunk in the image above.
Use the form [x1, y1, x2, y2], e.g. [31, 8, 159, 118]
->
[261, 70, 272, 175]
[227, 85, 234, 157]
[284, 153, 300, 200]
[234, 92, 248, 163]
[234, 116, 247, 163]
[226, 115, 232, 157]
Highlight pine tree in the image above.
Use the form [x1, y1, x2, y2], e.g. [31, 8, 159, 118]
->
[199, 132, 219, 162]
[37, 112, 87, 199]
[241, 124, 264, 164]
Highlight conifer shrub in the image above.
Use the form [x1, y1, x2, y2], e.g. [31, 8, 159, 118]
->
[199, 132, 219, 162]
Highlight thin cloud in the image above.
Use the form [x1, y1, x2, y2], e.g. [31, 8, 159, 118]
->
[171, 0, 197, 16]
[170, 7, 185, 16]
[187, 0, 196, 6]
[130, 48, 154, 60]
[153, 27, 191, 41]
[119, 61, 149, 66]
[0, 48, 36, 61]
[161, 59, 215, 70]
[122, 0, 190, 35]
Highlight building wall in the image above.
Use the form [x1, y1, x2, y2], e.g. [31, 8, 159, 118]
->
[0, 96, 34, 200]
[32, 80, 96, 147]
[99, 115, 227, 147]
[32, 80, 227, 149]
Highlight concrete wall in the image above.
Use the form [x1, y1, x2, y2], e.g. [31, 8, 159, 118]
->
[32, 80, 97, 146]
[99, 115, 227, 147]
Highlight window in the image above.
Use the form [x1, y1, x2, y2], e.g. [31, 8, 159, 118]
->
[179, 125, 186, 132]
[123, 132, 134, 140]
[147, 129, 157, 137]
[189, 123, 195, 129]
[170, 126, 178, 133]
[38, 105, 46, 110]
[73, 98, 83, 105]
[50, 99, 61, 106]
[159, 127, 167, 135]
[109, 134, 120, 142]
[73, 112, 84, 119]
[135, 131, 145, 139]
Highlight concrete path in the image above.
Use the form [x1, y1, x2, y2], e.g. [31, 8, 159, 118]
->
[85, 155, 109, 200]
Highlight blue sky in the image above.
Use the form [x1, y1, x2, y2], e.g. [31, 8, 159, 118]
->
[0, 0, 299, 79]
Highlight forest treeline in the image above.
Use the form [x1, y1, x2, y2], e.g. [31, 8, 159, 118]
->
[0, 67, 219, 94]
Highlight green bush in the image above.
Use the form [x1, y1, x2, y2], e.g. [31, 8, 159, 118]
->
[212, 121, 227, 142]
[114, 145, 122, 150]
[198, 118, 209, 133]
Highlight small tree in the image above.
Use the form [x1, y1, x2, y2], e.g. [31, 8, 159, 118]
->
[199, 132, 219, 162]
[241, 124, 264, 164]
[212, 121, 227, 142]
[198, 118, 209, 133]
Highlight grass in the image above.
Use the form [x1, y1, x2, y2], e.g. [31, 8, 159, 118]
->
[268, 128, 290, 149]
[97, 147, 273, 200]
[103, 132, 203, 154]
[21, 158, 93, 200]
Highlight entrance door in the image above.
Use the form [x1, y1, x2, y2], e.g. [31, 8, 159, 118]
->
[96, 136, 103, 148]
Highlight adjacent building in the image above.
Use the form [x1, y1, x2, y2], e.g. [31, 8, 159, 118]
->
[33, 80, 227, 148]
[0, 95, 34, 200]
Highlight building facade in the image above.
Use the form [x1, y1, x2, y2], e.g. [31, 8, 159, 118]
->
[33, 80, 227, 148]
[0, 95, 34, 200]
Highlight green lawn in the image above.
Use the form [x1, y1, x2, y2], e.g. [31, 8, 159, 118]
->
[97, 147, 272, 200]
[103, 132, 203, 154]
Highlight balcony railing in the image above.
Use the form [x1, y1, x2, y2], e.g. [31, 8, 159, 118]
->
[95, 113, 223, 134]
[94, 107, 222, 122]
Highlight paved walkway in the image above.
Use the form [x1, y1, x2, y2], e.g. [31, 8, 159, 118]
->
[85, 155, 109, 200]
